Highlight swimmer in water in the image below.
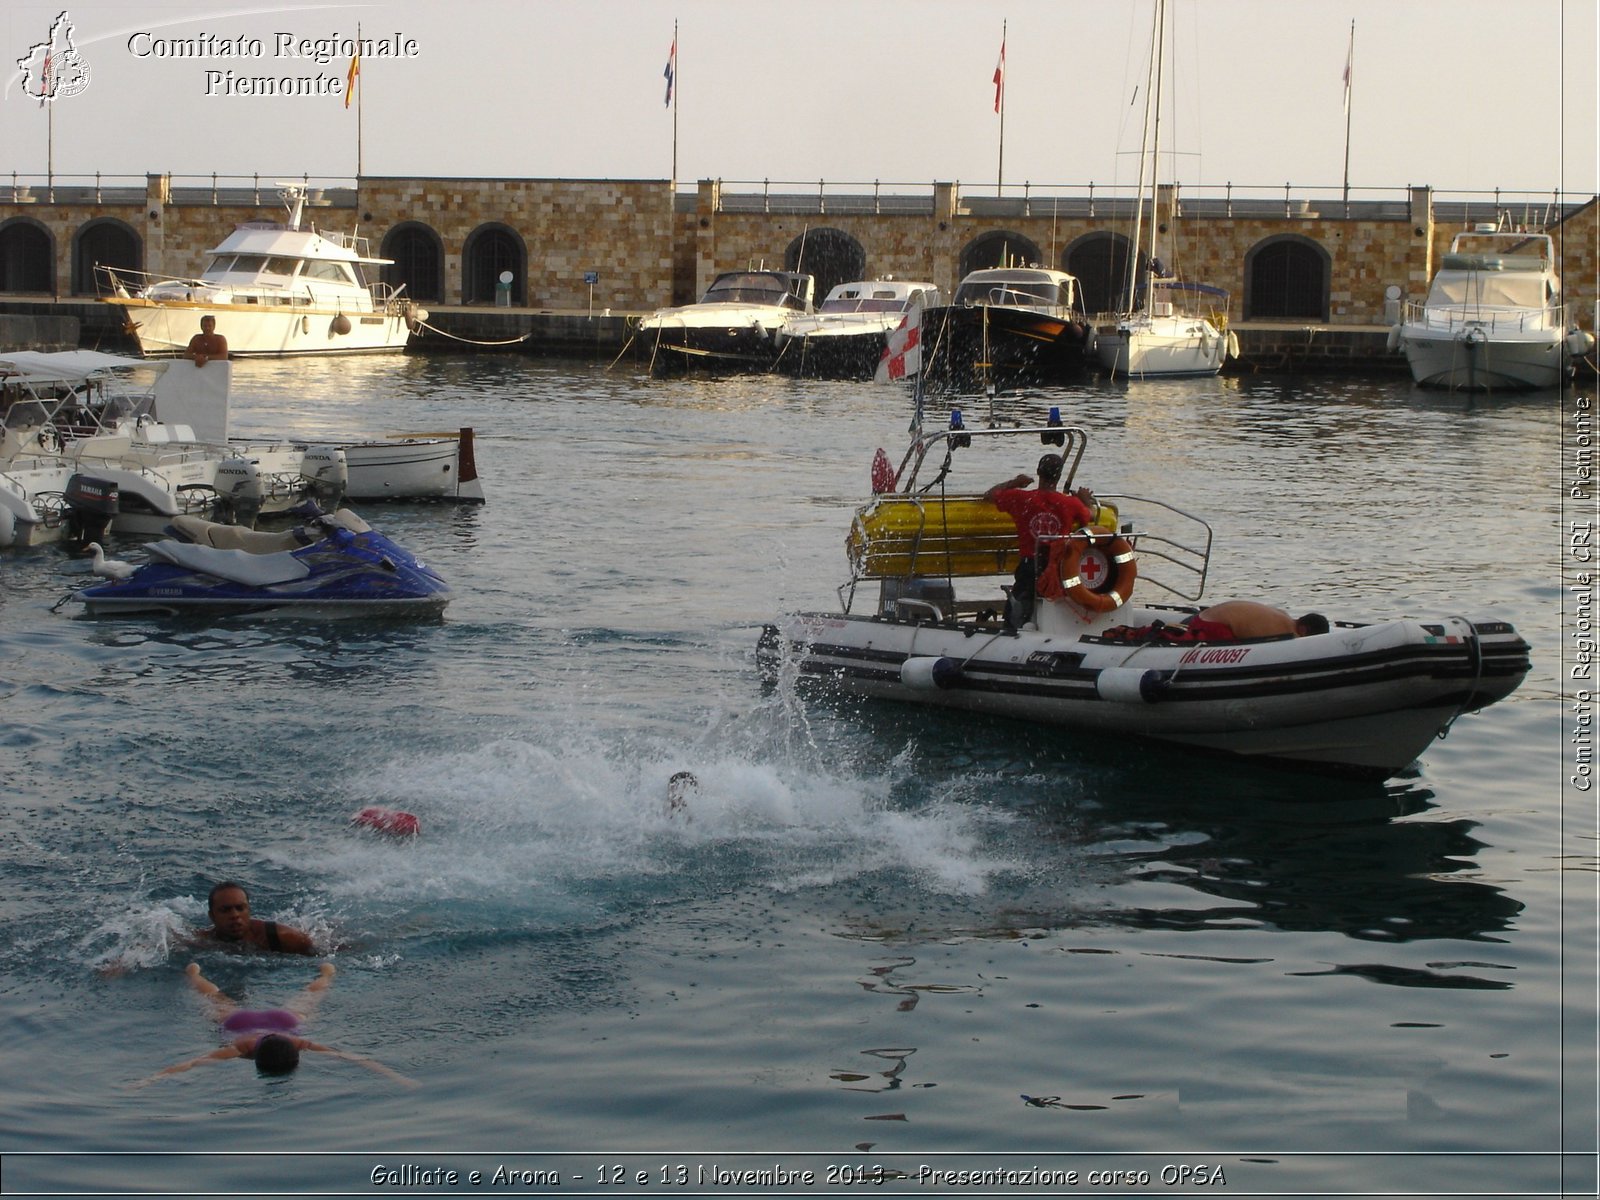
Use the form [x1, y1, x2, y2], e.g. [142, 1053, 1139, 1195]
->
[132, 963, 416, 1087]
[194, 881, 316, 956]
[667, 770, 697, 818]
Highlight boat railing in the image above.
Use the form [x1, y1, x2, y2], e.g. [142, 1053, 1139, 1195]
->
[97, 264, 210, 299]
[1401, 299, 1562, 333]
[1094, 492, 1213, 603]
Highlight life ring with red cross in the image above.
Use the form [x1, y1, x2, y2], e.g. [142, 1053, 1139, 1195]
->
[1039, 527, 1137, 612]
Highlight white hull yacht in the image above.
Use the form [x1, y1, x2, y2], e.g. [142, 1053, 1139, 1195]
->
[99, 186, 423, 358]
[1393, 224, 1593, 391]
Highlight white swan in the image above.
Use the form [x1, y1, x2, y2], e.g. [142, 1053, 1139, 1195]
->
[86, 542, 135, 580]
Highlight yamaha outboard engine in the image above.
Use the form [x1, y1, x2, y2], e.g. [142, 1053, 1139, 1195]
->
[63, 474, 119, 551]
[215, 455, 264, 528]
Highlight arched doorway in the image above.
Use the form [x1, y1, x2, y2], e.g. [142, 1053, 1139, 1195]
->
[380, 222, 443, 303]
[461, 224, 525, 305]
[1245, 236, 1329, 321]
[1064, 232, 1135, 316]
[72, 219, 142, 296]
[0, 219, 54, 293]
[960, 231, 1043, 278]
[786, 227, 865, 300]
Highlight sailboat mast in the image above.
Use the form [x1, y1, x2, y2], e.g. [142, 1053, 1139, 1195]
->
[1148, 0, 1166, 293]
[1121, 0, 1160, 313]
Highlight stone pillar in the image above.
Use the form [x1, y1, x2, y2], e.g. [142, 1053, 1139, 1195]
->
[144, 173, 169, 276]
[1409, 185, 1433, 293]
[694, 179, 719, 297]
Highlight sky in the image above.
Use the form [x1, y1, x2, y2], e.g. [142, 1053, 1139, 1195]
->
[1, 0, 1595, 205]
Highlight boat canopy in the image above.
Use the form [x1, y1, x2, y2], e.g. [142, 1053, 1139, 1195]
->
[0, 350, 147, 384]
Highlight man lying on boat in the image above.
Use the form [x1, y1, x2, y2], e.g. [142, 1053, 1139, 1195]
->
[1106, 600, 1330, 643]
[982, 452, 1097, 631]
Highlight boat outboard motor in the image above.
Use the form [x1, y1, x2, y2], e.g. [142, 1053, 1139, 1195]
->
[214, 455, 264, 528]
[300, 447, 348, 508]
[62, 474, 119, 551]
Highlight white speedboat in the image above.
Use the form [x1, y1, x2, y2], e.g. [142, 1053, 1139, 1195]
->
[99, 186, 423, 358]
[758, 421, 1530, 780]
[918, 267, 1094, 390]
[1094, 0, 1235, 380]
[325, 428, 485, 504]
[1393, 224, 1594, 391]
[773, 279, 942, 379]
[635, 270, 814, 373]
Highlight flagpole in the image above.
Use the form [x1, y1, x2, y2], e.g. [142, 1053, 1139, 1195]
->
[1341, 19, 1353, 216]
[995, 20, 1006, 198]
[672, 20, 678, 212]
[356, 22, 364, 179]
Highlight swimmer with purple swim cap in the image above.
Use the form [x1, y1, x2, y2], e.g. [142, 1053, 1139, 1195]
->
[131, 963, 415, 1087]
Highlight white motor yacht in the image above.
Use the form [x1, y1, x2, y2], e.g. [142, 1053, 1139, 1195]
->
[1393, 224, 1594, 391]
[635, 270, 814, 373]
[99, 186, 423, 357]
[774, 279, 941, 379]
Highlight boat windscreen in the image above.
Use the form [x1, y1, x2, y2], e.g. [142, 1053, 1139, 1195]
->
[954, 279, 1062, 307]
[1426, 273, 1549, 308]
[703, 273, 792, 305]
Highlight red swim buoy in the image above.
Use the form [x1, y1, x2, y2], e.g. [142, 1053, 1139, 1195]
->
[870, 448, 897, 494]
[351, 807, 420, 837]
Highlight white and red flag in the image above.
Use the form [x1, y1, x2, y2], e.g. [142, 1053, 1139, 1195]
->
[993, 35, 1005, 113]
[875, 297, 925, 384]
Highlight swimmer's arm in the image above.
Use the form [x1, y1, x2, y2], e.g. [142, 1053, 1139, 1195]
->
[130, 1046, 241, 1087]
[304, 1041, 419, 1088]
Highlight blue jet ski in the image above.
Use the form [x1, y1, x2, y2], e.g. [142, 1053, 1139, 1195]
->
[74, 508, 450, 617]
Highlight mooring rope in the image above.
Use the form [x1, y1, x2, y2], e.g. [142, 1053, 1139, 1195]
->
[411, 319, 530, 347]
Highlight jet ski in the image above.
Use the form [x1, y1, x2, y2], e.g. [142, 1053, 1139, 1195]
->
[74, 507, 450, 617]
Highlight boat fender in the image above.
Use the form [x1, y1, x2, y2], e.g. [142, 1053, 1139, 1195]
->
[871, 448, 897, 494]
[901, 655, 961, 691]
[351, 806, 420, 837]
[1386, 325, 1402, 353]
[1095, 667, 1170, 704]
[1567, 328, 1596, 357]
[0, 505, 14, 549]
[1226, 330, 1240, 359]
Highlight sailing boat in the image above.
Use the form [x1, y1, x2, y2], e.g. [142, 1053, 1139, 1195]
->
[1095, 0, 1236, 379]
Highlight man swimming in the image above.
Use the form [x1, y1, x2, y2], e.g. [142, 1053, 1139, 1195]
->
[195, 881, 316, 955]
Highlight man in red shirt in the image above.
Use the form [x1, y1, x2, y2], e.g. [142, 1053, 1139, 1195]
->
[984, 453, 1096, 630]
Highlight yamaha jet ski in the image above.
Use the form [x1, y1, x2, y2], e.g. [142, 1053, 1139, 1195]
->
[74, 507, 450, 617]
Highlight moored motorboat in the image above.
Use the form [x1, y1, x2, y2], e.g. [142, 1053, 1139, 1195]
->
[918, 267, 1094, 390]
[1392, 222, 1593, 391]
[74, 507, 450, 618]
[758, 421, 1530, 779]
[99, 185, 423, 358]
[635, 270, 815, 373]
[773, 279, 942, 379]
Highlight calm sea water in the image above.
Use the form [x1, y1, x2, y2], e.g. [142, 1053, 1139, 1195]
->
[0, 355, 1591, 1198]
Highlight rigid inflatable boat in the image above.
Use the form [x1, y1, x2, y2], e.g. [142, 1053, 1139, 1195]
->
[758, 422, 1530, 779]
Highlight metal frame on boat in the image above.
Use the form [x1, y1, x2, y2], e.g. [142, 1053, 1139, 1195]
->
[759, 421, 1530, 779]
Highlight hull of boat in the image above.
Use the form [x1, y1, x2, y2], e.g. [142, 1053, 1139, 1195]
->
[920, 304, 1092, 387]
[339, 434, 486, 503]
[75, 527, 451, 618]
[107, 298, 412, 358]
[761, 609, 1530, 779]
[1095, 316, 1228, 378]
[0, 459, 77, 547]
[1399, 327, 1568, 390]
[635, 302, 791, 372]
[773, 326, 894, 379]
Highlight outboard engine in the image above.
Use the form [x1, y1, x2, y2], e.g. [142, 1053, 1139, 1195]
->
[63, 474, 119, 550]
[300, 446, 348, 508]
[214, 455, 264, 527]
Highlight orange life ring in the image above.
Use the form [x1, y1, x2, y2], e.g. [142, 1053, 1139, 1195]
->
[1041, 527, 1137, 612]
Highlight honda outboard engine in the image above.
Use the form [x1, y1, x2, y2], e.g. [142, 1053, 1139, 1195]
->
[214, 455, 264, 528]
[63, 474, 119, 550]
[300, 446, 348, 508]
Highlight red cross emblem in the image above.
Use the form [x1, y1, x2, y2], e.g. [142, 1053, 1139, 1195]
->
[1080, 551, 1106, 585]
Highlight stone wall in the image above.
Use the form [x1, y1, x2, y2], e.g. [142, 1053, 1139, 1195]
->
[1, 175, 1593, 330]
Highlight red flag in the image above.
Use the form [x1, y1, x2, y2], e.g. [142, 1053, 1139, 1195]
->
[875, 297, 925, 385]
[345, 52, 359, 108]
[993, 36, 1005, 113]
